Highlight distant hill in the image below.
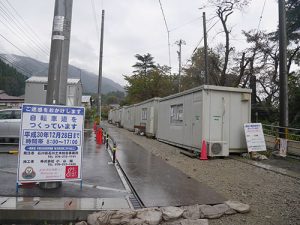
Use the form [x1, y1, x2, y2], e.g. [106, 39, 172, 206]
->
[0, 54, 124, 94]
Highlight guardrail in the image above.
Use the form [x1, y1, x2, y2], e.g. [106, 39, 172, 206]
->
[99, 124, 117, 163]
[262, 124, 300, 156]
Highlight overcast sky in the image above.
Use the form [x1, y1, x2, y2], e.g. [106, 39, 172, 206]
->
[0, 0, 279, 86]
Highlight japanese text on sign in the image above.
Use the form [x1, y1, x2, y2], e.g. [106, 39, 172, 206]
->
[17, 104, 85, 183]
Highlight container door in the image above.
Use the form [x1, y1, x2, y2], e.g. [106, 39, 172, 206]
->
[183, 96, 193, 148]
[149, 106, 154, 135]
[209, 92, 230, 142]
[192, 99, 202, 149]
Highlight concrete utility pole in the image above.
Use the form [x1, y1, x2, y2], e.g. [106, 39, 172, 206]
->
[43, 0, 73, 189]
[175, 39, 186, 92]
[278, 0, 288, 136]
[203, 12, 208, 85]
[46, 0, 73, 105]
[97, 10, 105, 120]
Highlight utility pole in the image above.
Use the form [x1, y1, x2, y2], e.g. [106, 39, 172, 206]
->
[43, 0, 73, 189]
[46, 0, 73, 105]
[97, 10, 105, 121]
[203, 12, 208, 85]
[175, 39, 186, 92]
[278, 0, 288, 137]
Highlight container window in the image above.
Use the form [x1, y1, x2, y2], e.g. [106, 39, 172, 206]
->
[43, 84, 47, 91]
[170, 104, 183, 124]
[141, 108, 147, 120]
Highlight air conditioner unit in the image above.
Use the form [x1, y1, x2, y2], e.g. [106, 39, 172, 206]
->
[207, 141, 229, 157]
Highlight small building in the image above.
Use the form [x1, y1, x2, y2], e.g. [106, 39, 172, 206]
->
[134, 97, 160, 137]
[156, 85, 251, 155]
[82, 95, 91, 108]
[0, 90, 24, 109]
[25, 76, 82, 106]
[121, 105, 136, 131]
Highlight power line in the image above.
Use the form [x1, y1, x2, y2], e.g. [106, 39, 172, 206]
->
[90, 0, 100, 41]
[183, 19, 219, 68]
[4, 0, 50, 53]
[158, 0, 171, 69]
[257, 0, 267, 31]
[169, 17, 201, 32]
[0, 33, 32, 58]
[0, 1, 49, 57]
[0, 55, 33, 76]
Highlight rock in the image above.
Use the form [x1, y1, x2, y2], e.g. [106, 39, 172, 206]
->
[199, 204, 224, 219]
[180, 219, 209, 225]
[75, 222, 88, 225]
[213, 203, 237, 215]
[127, 218, 147, 225]
[225, 200, 250, 213]
[161, 206, 184, 221]
[136, 208, 162, 225]
[109, 209, 136, 225]
[181, 205, 200, 220]
[87, 211, 115, 225]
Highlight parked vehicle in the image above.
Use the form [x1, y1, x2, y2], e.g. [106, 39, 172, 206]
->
[0, 108, 21, 140]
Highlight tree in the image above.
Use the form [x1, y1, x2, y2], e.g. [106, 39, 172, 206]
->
[132, 53, 156, 76]
[209, 0, 250, 86]
[124, 54, 177, 104]
[182, 47, 222, 90]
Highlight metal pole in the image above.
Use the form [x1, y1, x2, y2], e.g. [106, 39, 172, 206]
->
[42, 0, 73, 189]
[46, 0, 73, 105]
[278, 0, 288, 136]
[203, 12, 208, 85]
[97, 10, 105, 121]
[176, 39, 185, 92]
[178, 40, 182, 92]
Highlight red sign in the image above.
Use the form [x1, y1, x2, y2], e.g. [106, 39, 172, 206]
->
[65, 166, 78, 179]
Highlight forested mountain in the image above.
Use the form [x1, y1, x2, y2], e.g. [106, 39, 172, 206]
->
[0, 58, 26, 96]
[0, 54, 124, 94]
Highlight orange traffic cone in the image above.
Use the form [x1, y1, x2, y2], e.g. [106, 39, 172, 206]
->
[200, 140, 208, 160]
[96, 128, 103, 144]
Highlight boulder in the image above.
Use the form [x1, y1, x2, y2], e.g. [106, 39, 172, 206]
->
[199, 205, 223, 219]
[181, 205, 200, 220]
[75, 222, 88, 225]
[180, 219, 209, 225]
[225, 200, 250, 213]
[213, 203, 237, 215]
[136, 208, 162, 225]
[161, 206, 184, 221]
[87, 211, 115, 225]
[109, 209, 136, 225]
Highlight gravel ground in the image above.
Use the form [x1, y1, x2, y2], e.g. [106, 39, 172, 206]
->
[112, 126, 300, 225]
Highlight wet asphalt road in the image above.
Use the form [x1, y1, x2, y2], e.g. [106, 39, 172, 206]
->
[0, 130, 128, 198]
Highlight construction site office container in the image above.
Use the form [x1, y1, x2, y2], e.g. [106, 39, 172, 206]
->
[134, 98, 161, 137]
[156, 85, 251, 153]
[121, 105, 136, 131]
[25, 76, 82, 106]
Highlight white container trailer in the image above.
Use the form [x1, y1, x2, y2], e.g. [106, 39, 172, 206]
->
[121, 105, 136, 131]
[134, 97, 160, 137]
[108, 109, 113, 123]
[156, 85, 251, 156]
[25, 76, 82, 106]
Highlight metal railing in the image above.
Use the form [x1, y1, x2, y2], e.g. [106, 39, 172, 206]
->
[99, 124, 117, 163]
[262, 124, 300, 141]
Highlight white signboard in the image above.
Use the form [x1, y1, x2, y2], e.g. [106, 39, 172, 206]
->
[244, 123, 266, 152]
[17, 104, 85, 183]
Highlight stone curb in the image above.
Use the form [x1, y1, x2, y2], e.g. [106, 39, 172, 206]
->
[77, 200, 250, 225]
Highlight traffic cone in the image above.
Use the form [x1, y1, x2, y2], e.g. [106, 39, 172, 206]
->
[200, 140, 208, 160]
[96, 128, 103, 144]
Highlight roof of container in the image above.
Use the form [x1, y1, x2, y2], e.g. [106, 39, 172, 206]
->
[159, 85, 251, 102]
[134, 97, 161, 106]
[26, 76, 81, 84]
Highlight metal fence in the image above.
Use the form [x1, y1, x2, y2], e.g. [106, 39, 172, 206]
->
[262, 124, 300, 156]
